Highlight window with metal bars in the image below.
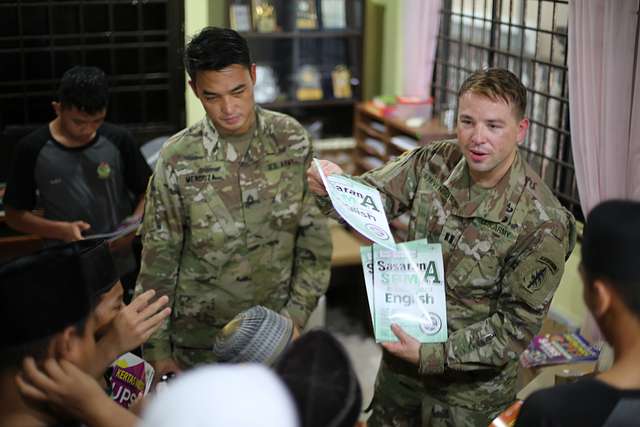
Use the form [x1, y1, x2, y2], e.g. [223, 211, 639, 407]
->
[0, 0, 186, 180]
[433, 0, 582, 220]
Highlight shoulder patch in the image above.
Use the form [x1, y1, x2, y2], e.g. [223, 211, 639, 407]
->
[522, 254, 561, 294]
[525, 265, 548, 293]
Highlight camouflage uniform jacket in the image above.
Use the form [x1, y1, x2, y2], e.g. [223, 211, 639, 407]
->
[137, 107, 332, 362]
[319, 140, 576, 411]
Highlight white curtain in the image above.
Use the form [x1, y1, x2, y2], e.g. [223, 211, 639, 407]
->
[401, 0, 442, 99]
[568, 0, 640, 215]
[568, 0, 640, 353]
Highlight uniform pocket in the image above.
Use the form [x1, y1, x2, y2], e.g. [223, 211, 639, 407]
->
[447, 228, 503, 299]
[461, 256, 501, 298]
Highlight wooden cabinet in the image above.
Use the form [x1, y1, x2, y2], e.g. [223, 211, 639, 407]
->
[352, 102, 455, 175]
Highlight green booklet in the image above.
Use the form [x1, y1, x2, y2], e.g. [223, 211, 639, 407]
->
[314, 159, 396, 250]
[362, 239, 448, 343]
[359, 246, 375, 325]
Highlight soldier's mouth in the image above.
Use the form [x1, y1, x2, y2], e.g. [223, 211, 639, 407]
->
[223, 115, 241, 125]
[469, 149, 490, 162]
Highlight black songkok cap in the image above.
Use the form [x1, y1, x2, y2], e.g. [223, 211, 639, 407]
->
[0, 240, 118, 349]
[582, 200, 640, 286]
[72, 239, 120, 297]
[275, 329, 362, 427]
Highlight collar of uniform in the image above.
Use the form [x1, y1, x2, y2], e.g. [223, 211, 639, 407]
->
[202, 116, 225, 160]
[242, 106, 279, 164]
[201, 108, 279, 162]
[443, 150, 527, 223]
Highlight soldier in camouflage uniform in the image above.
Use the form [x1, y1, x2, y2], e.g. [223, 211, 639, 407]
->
[308, 68, 576, 426]
[136, 27, 332, 375]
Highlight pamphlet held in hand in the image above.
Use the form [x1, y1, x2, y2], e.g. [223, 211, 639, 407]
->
[314, 159, 396, 250]
[361, 239, 448, 343]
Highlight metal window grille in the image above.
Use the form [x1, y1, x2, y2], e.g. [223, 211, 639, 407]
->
[433, 0, 582, 220]
[0, 0, 185, 146]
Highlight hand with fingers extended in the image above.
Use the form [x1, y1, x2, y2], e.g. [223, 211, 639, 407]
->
[306, 159, 344, 196]
[102, 289, 171, 356]
[16, 357, 138, 427]
[381, 323, 421, 365]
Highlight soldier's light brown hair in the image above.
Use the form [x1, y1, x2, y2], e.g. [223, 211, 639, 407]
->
[457, 68, 527, 119]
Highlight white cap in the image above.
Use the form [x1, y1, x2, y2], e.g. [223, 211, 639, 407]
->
[139, 364, 299, 427]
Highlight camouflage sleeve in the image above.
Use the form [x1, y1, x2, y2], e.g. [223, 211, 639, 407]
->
[314, 147, 428, 220]
[283, 149, 333, 328]
[418, 218, 576, 375]
[135, 154, 186, 362]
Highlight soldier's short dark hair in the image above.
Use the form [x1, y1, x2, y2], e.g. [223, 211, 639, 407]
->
[581, 200, 640, 317]
[458, 68, 527, 119]
[184, 27, 252, 82]
[58, 66, 109, 114]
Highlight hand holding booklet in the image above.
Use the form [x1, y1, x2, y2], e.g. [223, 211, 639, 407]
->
[83, 217, 141, 242]
[313, 160, 448, 342]
[314, 159, 396, 250]
[361, 239, 448, 343]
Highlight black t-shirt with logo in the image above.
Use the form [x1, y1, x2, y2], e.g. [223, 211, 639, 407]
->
[4, 123, 151, 236]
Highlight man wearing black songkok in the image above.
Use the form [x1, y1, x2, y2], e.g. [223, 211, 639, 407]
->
[0, 240, 136, 427]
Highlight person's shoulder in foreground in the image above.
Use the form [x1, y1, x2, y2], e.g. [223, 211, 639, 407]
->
[517, 378, 640, 427]
[516, 200, 640, 427]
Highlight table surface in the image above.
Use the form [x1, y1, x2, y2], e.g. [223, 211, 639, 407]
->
[0, 219, 366, 266]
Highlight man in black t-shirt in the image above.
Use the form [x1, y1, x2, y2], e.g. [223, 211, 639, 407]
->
[3, 66, 151, 299]
[3, 66, 151, 243]
[516, 200, 640, 426]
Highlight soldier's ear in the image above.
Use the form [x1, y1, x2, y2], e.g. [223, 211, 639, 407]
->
[516, 117, 529, 145]
[188, 80, 198, 97]
[249, 63, 257, 85]
[52, 101, 62, 117]
[589, 279, 612, 318]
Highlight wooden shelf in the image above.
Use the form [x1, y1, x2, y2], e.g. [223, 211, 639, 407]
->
[354, 156, 384, 172]
[352, 101, 455, 176]
[357, 102, 455, 141]
[356, 123, 386, 140]
[388, 135, 418, 153]
[355, 141, 386, 160]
